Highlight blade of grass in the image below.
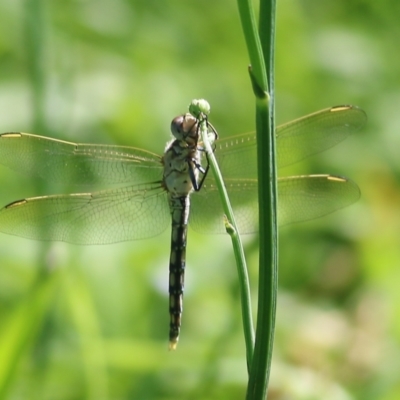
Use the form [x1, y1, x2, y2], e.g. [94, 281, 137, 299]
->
[0, 272, 60, 399]
[0, 3, 58, 398]
[259, 0, 276, 88]
[189, 100, 255, 368]
[62, 257, 109, 400]
[236, 0, 278, 399]
[236, 0, 268, 93]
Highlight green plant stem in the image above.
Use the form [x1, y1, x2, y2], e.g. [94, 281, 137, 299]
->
[236, 0, 277, 399]
[248, 93, 277, 400]
[196, 113, 255, 369]
[259, 0, 276, 87]
[236, 0, 268, 94]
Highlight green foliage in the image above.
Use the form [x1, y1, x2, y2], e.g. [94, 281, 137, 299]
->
[0, 0, 399, 399]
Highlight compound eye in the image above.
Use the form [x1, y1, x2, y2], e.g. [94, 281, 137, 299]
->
[170, 115, 185, 138]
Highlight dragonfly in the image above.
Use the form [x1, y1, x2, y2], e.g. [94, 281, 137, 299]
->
[0, 104, 366, 348]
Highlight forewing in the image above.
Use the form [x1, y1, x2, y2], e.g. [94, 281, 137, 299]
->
[276, 105, 366, 168]
[213, 133, 257, 180]
[211, 105, 366, 180]
[0, 132, 162, 186]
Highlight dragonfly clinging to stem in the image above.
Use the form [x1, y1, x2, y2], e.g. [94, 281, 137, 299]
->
[0, 102, 366, 348]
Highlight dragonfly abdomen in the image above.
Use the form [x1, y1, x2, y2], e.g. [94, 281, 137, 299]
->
[168, 195, 190, 350]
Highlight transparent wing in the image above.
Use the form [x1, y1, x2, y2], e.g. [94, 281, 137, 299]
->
[0, 132, 163, 185]
[0, 107, 364, 243]
[276, 105, 366, 168]
[277, 175, 360, 225]
[0, 106, 366, 186]
[0, 183, 170, 244]
[212, 105, 366, 180]
[190, 175, 360, 233]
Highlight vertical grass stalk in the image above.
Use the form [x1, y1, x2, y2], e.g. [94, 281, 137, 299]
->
[236, 0, 278, 399]
[190, 100, 255, 369]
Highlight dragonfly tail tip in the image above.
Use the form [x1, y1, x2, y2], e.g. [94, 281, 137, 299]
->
[168, 339, 179, 351]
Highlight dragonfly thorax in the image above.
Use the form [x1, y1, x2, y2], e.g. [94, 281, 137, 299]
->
[162, 113, 203, 197]
[162, 139, 201, 197]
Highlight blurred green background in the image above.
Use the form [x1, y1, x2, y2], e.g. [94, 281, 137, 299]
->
[0, 0, 399, 399]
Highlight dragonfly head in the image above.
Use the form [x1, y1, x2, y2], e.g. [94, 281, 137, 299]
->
[170, 113, 199, 147]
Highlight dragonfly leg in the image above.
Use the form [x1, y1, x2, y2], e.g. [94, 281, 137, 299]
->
[189, 117, 218, 192]
[188, 149, 210, 192]
[206, 119, 219, 141]
[196, 118, 218, 154]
